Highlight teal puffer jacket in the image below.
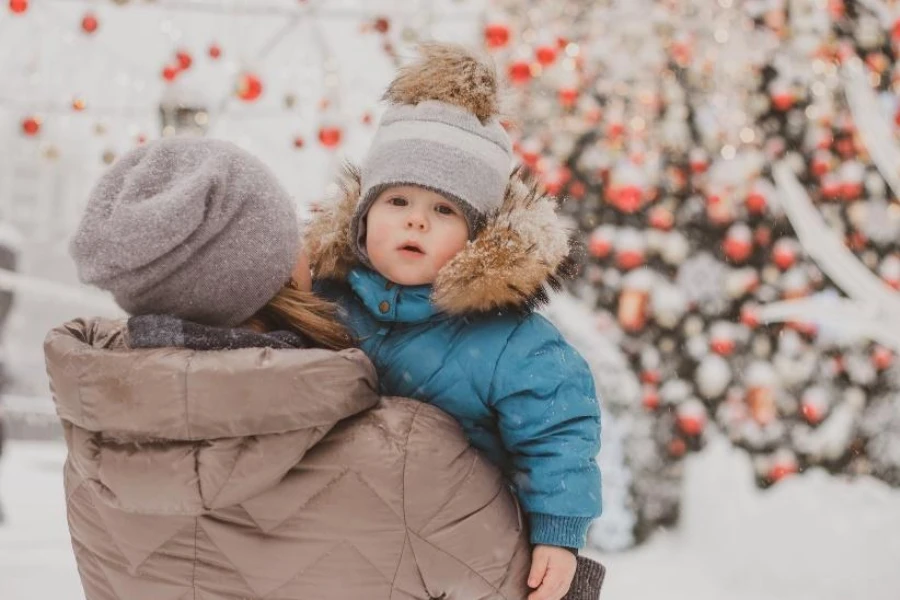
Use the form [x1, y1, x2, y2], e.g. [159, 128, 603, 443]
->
[307, 165, 603, 549]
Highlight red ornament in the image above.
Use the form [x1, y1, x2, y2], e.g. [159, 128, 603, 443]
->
[616, 248, 644, 270]
[373, 16, 390, 34]
[640, 370, 661, 385]
[507, 61, 532, 85]
[588, 231, 613, 258]
[609, 185, 644, 213]
[535, 44, 557, 66]
[484, 23, 511, 49]
[176, 50, 193, 70]
[740, 305, 760, 328]
[772, 239, 798, 270]
[801, 402, 824, 424]
[568, 180, 586, 199]
[9, 0, 27, 14]
[745, 190, 767, 214]
[71, 97, 86, 112]
[21, 116, 40, 136]
[237, 72, 263, 101]
[872, 346, 893, 370]
[162, 64, 179, 82]
[768, 460, 798, 482]
[293, 136, 305, 149]
[676, 414, 705, 437]
[668, 438, 687, 458]
[361, 111, 373, 125]
[81, 13, 99, 34]
[648, 206, 674, 230]
[318, 125, 342, 148]
[771, 92, 794, 111]
[558, 87, 579, 108]
[723, 226, 753, 263]
[208, 43, 222, 59]
[642, 386, 660, 411]
[710, 337, 736, 357]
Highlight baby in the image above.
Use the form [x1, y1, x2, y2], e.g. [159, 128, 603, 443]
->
[308, 44, 602, 600]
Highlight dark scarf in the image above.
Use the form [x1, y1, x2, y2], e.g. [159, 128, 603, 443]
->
[127, 314, 308, 351]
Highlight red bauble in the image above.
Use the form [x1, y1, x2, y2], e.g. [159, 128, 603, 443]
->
[162, 65, 179, 82]
[318, 125, 342, 148]
[677, 414, 705, 437]
[9, 0, 27, 14]
[507, 61, 532, 85]
[361, 111, 373, 125]
[535, 44, 557, 66]
[872, 346, 893, 370]
[610, 185, 644, 213]
[771, 92, 794, 111]
[588, 232, 612, 258]
[801, 402, 824, 424]
[237, 73, 263, 101]
[648, 206, 674, 230]
[642, 386, 660, 410]
[373, 16, 390, 34]
[740, 305, 760, 328]
[81, 13, 99, 34]
[568, 180, 586, 199]
[746, 190, 767, 214]
[723, 232, 753, 263]
[208, 43, 222, 59]
[668, 438, 687, 458]
[293, 136, 305, 149]
[640, 370, 661, 385]
[772, 240, 798, 270]
[768, 461, 798, 482]
[616, 249, 644, 270]
[21, 116, 40, 136]
[484, 23, 511, 49]
[558, 87, 579, 108]
[176, 50, 193, 70]
[710, 338, 736, 356]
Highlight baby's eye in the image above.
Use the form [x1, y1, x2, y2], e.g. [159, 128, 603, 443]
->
[436, 204, 456, 215]
[388, 196, 408, 207]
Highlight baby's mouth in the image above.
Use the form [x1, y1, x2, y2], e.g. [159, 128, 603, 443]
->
[398, 242, 425, 255]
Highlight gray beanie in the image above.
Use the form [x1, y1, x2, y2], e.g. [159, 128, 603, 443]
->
[352, 43, 513, 266]
[70, 137, 299, 327]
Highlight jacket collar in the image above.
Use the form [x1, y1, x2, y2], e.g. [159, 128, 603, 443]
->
[347, 267, 442, 324]
[305, 163, 579, 315]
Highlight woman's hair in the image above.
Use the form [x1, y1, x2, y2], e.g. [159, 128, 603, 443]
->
[244, 281, 354, 350]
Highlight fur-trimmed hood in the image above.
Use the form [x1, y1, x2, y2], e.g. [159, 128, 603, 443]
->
[304, 163, 579, 315]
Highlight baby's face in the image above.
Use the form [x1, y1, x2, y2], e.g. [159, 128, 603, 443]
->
[365, 185, 469, 286]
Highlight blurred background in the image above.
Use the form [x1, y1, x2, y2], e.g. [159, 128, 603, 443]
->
[2, 1, 900, 598]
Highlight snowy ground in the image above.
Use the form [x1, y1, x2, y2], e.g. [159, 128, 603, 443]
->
[1, 438, 899, 600]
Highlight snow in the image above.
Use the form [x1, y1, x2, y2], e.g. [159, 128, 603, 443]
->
[3, 438, 899, 600]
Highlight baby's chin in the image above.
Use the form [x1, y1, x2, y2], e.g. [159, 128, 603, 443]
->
[377, 264, 437, 287]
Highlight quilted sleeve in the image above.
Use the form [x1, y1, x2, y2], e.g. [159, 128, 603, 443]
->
[489, 315, 603, 549]
[400, 401, 532, 600]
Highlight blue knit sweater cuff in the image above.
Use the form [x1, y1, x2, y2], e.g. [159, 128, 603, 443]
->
[528, 513, 593, 548]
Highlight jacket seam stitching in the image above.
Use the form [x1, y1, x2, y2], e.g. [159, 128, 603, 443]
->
[392, 403, 419, 592]
[485, 320, 524, 407]
[408, 531, 506, 596]
[191, 517, 198, 599]
[418, 453, 482, 532]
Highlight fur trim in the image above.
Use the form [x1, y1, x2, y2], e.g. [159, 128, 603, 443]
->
[303, 162, 361, 281]
[306, 164, 578, 315]
[383, 43, 500, 123]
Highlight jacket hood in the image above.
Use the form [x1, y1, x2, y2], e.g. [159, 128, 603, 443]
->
[44, 317, 379, 514]
[305, 162, 580, 314]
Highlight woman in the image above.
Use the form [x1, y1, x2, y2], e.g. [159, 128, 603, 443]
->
[45, 138, 532, 599]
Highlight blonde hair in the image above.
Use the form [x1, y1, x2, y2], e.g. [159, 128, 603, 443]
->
[244, 281, 354, 351]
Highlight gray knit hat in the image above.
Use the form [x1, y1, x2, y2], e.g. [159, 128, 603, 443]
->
[70, 137, 299, 327]
[352, 43, 513, 266]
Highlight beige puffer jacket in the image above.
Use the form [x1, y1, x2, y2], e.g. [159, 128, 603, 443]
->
[44, 318, 531, 599]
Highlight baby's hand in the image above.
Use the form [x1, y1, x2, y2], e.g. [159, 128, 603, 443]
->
[527, 544, 577, 600]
